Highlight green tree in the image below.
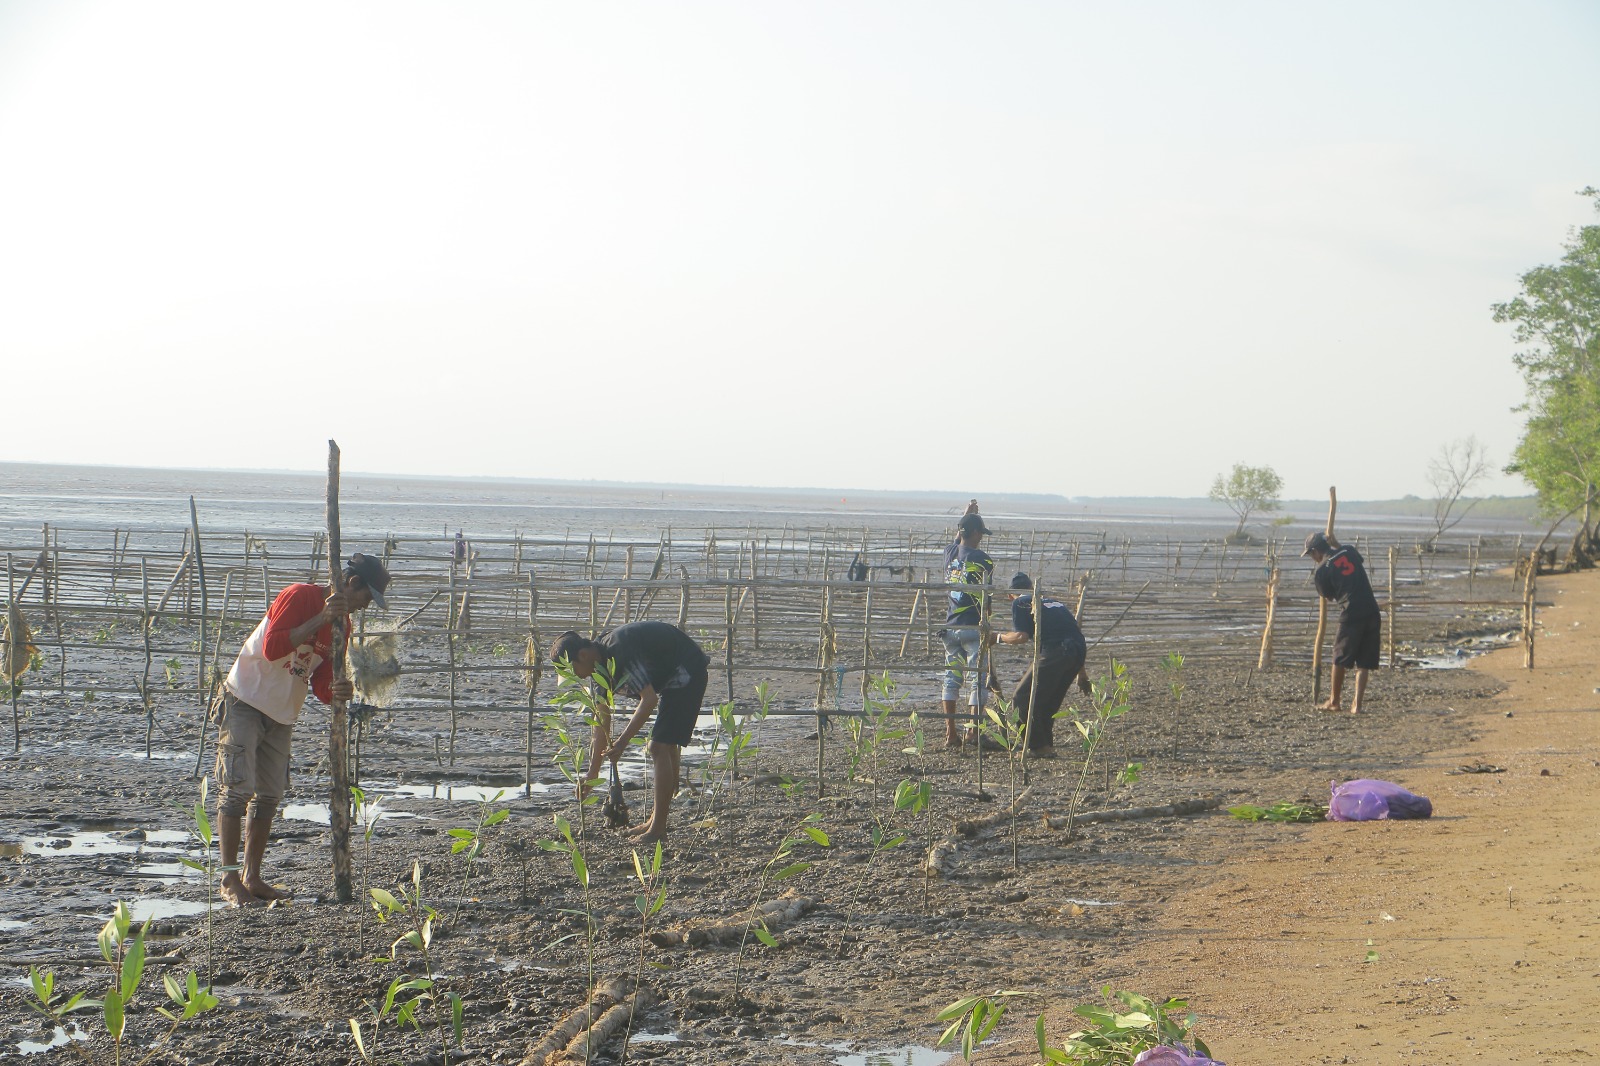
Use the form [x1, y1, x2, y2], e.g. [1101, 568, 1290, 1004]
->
[1494, 187, 1600, 515]
[1208, 463, 1284, 539]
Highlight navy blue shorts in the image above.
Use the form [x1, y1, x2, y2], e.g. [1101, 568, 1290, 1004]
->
[1334, 614, 1381, 670]
[650, 667, 709, 746]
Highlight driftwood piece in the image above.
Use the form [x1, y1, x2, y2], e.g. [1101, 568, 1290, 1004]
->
[519, 978, 629, 1066]
[923, 787, 1033, 878]
[551, 987, 658, 1064]
[649, 892, 813, 948]
[1041, 795, 1223, 831]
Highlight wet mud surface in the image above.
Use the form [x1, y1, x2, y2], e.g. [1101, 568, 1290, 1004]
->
[0, 614, 1505, 1066]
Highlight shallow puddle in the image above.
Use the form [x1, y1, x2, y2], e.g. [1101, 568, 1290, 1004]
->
[281, 802, 425, 826]
[121, 897, 212, 923]
[7, 828, 191, 858]
[17, 1026, 89, 1056]
[836, 1048, 953, 1066]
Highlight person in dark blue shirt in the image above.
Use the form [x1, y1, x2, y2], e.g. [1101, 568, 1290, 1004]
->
[1304, 531, 1380, 714]
[940, 503, 995, 747]
[550, 622, 711, 843]
[992, 572, 1089, 754]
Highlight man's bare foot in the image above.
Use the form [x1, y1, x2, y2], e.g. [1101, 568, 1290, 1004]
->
[220, 874, 263, 908]
[1316, 701, 1341, 712]
[244, 879, 292, 902]
[1348, 705, 1363, 715]
[629, 829, 668, 845]
[944, 734, 964, 750]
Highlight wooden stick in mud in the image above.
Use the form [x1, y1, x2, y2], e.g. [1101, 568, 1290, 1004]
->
[900, 588, 923, 658]
[1387, 546, 1397, 667]
[1311, 486, 1337, 703]
[518, 978, 630, 1066]
[188, 498, 211, 777]
[1524, 549, 1537, 670]
[6, 553, 16, 752]
[153, 553, 191, 623]
[141, 559, 154, 758]
[325, 440, 354, 904]
[1257, 565, 1279, 669]
[552, 987, 658, 1064]
[1041, 795, 1223, 830]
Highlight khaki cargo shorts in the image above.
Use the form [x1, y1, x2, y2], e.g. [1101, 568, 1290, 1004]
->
[213, 690, 294, 819]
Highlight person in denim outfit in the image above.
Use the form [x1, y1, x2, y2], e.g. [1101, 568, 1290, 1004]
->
[940, 503, 994, 747]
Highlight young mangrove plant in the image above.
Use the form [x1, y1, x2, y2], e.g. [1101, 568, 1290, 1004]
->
[351, 785, 385, 957]
[935, 989, 1032, 1063]
[539, 814, 600, 1010]
[549, 655, 618, 834]
[732, 811, 830, 1001]
[623, 840, 669, 1061]
[359, 860, 463, 1066]
[448, 788, 510, 919]
[845, 671, 910, 816]
[1037, 987, 1218, 1065]
[1061, 660, 1134, 840]
[176, 776, 231, 986]
[1159, 651, 1185, 758]
[27, 901, 219, 1066]
[979, 697, 1027, 869]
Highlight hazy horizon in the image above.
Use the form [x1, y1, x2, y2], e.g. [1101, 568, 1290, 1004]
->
[2, 2, 1596, 500]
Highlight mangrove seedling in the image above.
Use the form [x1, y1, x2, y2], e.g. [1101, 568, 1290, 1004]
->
[979, 698, 1026, 869]
[26, 901, 219, 1066]
[550, 655, 619, 833]
[837, 780, 917, 956]
[448, 789, 510, 919]
[623, 840, 669, 1062]
[352, 785, 386, 957]
[845, 671, 909, 816]
[935, 990, 1032, 1063]
[177, 776, 234, 986]
[163, 657, 182, 689]
[539, 814, 600, 1011]
[1038, 986, 1216, 1065]
[732, 812, 830, 1001]
[1159, 651, 1185, 757]
[1060, 660, 1134, 840]
[360, 860, 463, 1066]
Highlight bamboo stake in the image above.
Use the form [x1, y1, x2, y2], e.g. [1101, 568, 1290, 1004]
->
[899, 588, 923, 658]
[6, 553, 17, 751]
[1257, 566, 1278, 668]
[676, 565, 690, 628]
[188, 498, 210, 776]
[723, 573, 735, 703]
[1311, 487, 1337, 703]
[141, 560, 153, 758]
[1387, 546, 1397, 667]
[524, 572, 541, 798]
[1524, 549, 1537, 670]
[325, 440, 354, 904]
[448, 567, 458, 767]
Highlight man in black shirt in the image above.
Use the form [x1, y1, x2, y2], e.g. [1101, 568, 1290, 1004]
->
[550, 622, 711, 843]
[992, 573, 1090, 754]
[1304, 531, 1381, 714]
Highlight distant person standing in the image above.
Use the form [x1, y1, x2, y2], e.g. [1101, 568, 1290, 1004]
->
[940, 501, 995, 747]
[453, 530, 467, 563]
[1304, 531, 1380, 713]
[549, 622, 711, 844]
[214, 554, 390, 906]
[992, 572, 1090, 755]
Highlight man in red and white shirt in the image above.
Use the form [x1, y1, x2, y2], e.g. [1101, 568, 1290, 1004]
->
[214, 553, 389, 906]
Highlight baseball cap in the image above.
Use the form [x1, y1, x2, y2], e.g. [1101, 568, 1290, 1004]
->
[957, 513, 991, 536]
[345, 553, 390, 609]
[1302, 532, 1331, 557]
[1009, 572, 1032, 590]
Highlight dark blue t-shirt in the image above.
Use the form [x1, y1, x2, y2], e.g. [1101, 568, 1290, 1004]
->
[943, 543, 994, 627]
[597, 621, 710, 698]
[1011, 593, 1086, 651]
[1313, 546, 1379, 621]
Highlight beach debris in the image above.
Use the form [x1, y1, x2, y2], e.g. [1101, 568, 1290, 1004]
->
[3, 603, 39, 682]
[348, 627, 402, 707]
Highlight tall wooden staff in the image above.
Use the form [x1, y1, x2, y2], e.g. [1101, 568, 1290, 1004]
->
[1311, 486, 1337, 703]
[325, 440, 354, 903]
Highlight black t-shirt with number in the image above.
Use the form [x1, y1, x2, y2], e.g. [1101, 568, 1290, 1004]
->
[943, 542, 995, 627]
[1314, 545, 1379, 620]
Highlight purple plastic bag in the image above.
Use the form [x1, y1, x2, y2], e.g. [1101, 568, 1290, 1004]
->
[1327, 778, 1433, 821]
[1133, 1046, 1225, 1066]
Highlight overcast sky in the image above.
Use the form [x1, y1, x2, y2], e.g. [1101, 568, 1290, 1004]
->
[1, 1, 1596, 500]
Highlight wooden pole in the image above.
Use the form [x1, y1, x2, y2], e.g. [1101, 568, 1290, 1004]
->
[1524, 549, 1537, 670]
[188, 498, 210, 775]
[1386, 546, 1397, 667]
[7, 553, 17, 752]
[524, 573, 541, 798]
[141, 559, 153, 758]
[325, 440, 354, 904]
[447, 567, 459, 766]
[1257, 565, 1279, 669]
[1311, 487, 1337, 703]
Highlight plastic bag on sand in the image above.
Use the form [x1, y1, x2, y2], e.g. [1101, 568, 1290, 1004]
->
[1327, 779, 1433, 821]
[1133, 1046, 1225, 1066]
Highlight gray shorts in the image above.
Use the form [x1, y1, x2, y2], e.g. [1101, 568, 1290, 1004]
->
[213, 691, 294, 819]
